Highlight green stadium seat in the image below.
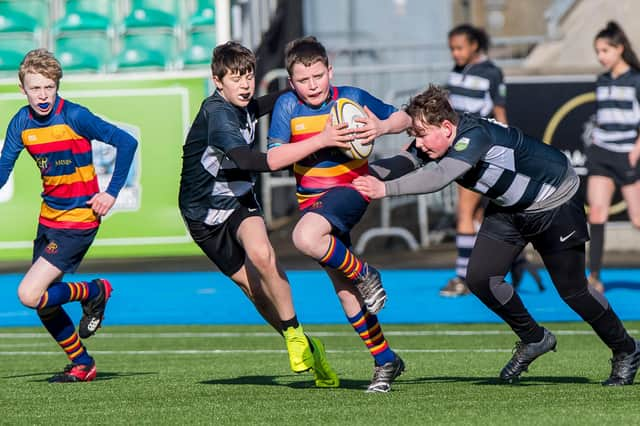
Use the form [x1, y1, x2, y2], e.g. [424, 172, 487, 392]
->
[55, 34, 110, 72]
[0, 36, 36, 71]
[114, 32, 176, 70]
[123, 0, 180, 31]
[188, 0, 215, 28]
[53, 0, 116, 33]
[181, 29, 215, 67]
[0, 0, 48, 33]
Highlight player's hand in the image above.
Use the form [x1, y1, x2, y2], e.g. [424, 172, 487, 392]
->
[321, 116, 353, 148]
[629, 146, 640, 168]
[87, 192, 116, 217]
[352, 175, 386, 199]
[353, 105, 384, 145]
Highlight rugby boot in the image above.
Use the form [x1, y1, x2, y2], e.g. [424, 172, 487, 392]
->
[309, 336, 339, 388]
[366, 353, 405, 393]
[79, 279, 113, 339]
[354, 264, 387, 314]
[283, 325, 314, 373]
[48, 362, 97, 383]
[500, 328, 557, 382]
[602, 340, 640, 386]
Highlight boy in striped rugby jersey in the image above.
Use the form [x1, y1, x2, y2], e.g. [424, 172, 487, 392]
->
[268, 36, 410, 392]
[355, 84, 639, 386]
[0, 49, 138, 382]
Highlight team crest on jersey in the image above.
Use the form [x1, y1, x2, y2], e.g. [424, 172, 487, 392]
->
[454, 137, 470, 151]
[45, 241, 58, 254]
[35, 157, 48, 170]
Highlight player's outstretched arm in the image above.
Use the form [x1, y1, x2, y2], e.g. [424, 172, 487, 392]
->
[266, 117, 353, 171]
[353, 109, 411, 144]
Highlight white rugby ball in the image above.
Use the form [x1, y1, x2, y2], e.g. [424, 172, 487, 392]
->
[330, 98, 374, 160]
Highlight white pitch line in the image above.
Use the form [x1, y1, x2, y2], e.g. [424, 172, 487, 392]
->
[1, 329, 636, 339]
[0, 348, 512, 356]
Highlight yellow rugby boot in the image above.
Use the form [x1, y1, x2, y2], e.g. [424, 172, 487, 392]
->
[309, 336, 340, 388]
[283, 326, 314, 373]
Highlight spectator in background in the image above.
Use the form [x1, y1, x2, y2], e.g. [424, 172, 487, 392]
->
[586, 21, 640, 293]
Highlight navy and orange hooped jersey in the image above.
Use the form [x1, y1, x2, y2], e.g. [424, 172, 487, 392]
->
[0, 96, 137, 230]
[267, 86, 396, 209]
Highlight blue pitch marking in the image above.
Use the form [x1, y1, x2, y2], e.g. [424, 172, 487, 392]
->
[0, 269, 639, 327]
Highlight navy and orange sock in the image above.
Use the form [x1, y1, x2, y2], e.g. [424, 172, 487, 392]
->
[347, 307, 396, 366]
[38, 306, 93, 365]
[37, 280, 100, 309]
[319, 235, 364, 280]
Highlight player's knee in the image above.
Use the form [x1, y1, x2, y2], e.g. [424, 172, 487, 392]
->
[291, 227, 314, 255]
[17, 287, 41, 308]
[588, 206, 608, 223]
[246, 244, 276, 272]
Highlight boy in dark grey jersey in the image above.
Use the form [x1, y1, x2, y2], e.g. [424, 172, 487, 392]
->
[179, 42, 355, 388]
[354, 84, 640, 386]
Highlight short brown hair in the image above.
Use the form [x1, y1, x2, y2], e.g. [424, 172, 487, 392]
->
[404, 84, 458, 126]
[284, 36, 329, 75]
[211, 41, 255, 80]
[19, 49, 63, 86]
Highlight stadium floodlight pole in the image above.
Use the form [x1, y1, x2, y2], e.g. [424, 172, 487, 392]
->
[215, 0, 231, 44]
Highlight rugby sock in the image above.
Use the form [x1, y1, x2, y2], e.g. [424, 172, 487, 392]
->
[37, 281, 100, 309]
[319, 235, 364, 280]
[455, 233, 476, 280]
[347, 307, 396, 366]
[38, 307, 93, 365]
[281, 316, 300, 331]
[589, 223, 604, 278]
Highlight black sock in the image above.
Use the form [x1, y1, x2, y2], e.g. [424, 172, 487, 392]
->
[590, 308, 636, 355]
[281, 316, 299, 331]
[589, 223, 604, 278]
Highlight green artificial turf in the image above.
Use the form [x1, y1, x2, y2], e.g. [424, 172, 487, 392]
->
[1, 322, 639, 425]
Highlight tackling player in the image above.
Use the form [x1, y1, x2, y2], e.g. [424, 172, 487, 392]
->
[354, 85, 640, 385]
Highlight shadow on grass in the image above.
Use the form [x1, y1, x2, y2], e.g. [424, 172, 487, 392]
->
[200, 375, 370, 390]
[404, 375, 594, 386]
[3, 371, 157, 382]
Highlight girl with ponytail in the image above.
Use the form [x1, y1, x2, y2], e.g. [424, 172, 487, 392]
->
[586, 21, 640, 293]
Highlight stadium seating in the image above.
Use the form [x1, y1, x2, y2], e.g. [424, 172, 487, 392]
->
[0, 0, 218, 73]
[0, 36, 37, 71]
[181, 29, 216, 67]
[0, 0, 48, 33]
[123, 0, 180, 31]
[114, 32, 176, 70]
[53, 0, 116, 33]
[55, 33, 110, 72]
[188, 0, 215, 29]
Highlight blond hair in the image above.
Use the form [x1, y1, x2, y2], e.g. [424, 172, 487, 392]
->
[19, 49, 63, 86]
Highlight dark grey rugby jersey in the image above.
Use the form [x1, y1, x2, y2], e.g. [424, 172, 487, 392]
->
[179, 91, 258, 225]
[385, 114, 578, 212]
[592, 69, 640, 153]
[446, 58, 506, 118]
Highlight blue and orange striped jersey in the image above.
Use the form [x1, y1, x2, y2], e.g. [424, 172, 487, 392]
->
[267, 86, 396, 209]
[0, 96, 137, 229]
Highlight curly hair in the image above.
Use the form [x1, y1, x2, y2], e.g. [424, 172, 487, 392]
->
[404, 84, 458, 126]
[19, 49, 63, 86]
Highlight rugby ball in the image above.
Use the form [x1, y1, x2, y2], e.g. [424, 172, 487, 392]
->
[330, 98, 374, 160]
